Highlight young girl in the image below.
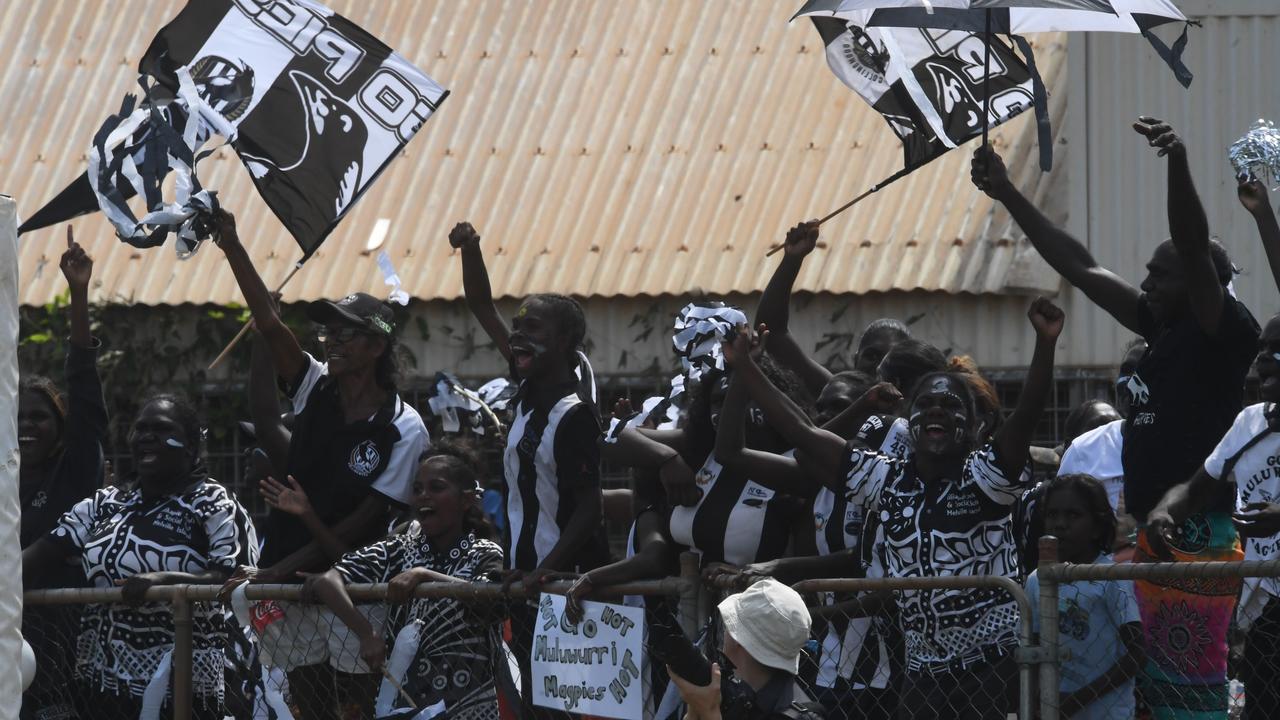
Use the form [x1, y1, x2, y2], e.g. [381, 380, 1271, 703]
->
[303, 442, 506, 720]
[1026, 474, 1144, 720]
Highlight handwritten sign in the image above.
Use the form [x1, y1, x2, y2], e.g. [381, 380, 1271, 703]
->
[531, 593, 646, 720]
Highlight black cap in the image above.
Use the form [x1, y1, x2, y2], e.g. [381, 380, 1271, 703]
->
[306, 292, 395, 336]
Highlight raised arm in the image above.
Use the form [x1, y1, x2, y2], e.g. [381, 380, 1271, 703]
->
[732, 340, 848, 481]
[755, 221, 833, 395]
[973, 147, 1142, 333]
[249, 331, 290, 475]
[61, 227, 92, 349]
[211, 210, 305, 382]
[57, 229, 108, 495]
[1134, 117, 1224, 334]
[715, 333, 818, 495]
[1238, 176, 1280, 293]
[992, 298, 1063, 480]
[449, 222, 511, 361]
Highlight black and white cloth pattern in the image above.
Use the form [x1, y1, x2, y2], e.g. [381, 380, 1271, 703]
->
[137, 0, 449, 255]
[840, 443, 1031, 673]
[49, 480, 258, 701]
[502, 379, 605, 571]
[804, 13, 1039, 171]
[668, 455, 796, 566]
[334, 531, 505, 720]
[672, 303, 748, 388]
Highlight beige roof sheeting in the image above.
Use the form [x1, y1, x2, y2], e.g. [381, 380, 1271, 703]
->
[2, 1, 1063, 307]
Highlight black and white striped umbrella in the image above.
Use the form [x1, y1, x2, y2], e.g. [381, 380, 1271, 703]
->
[796, 0, 1188, 161]
[796, 0, 1187, 32]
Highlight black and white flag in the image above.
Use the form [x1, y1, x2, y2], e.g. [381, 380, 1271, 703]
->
[811, 16, 1038, 171]
[22, 0, 447, 258]
[140, 0, 448, 256]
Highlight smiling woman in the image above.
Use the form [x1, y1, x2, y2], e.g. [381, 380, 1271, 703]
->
[211, 208, 429, 718]
[21, 394, 258, 719]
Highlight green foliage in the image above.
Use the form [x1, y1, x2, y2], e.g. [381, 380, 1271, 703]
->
[16, 298, 313, 463]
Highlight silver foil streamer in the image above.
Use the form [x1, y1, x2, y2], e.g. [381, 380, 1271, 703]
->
[1229, 119, 1280, 189]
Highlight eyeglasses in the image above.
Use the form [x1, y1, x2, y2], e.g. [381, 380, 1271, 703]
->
[315, 325, 368, 345]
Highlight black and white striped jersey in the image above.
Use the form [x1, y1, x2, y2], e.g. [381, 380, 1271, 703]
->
[502, 379, 606, 571]
[668, 455, 798, 566]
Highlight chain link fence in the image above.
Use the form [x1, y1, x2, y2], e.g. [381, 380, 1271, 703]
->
[24, 548, 1280, 720]
[1033, 539, 1280, 720]
[22, 571, 698, 720]
[700, 575, 1036, 720]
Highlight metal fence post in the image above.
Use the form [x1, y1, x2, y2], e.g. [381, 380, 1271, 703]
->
[1038, 536, 1061, 720]
[172, 586, 193, 720]
[678, 551, 701, 638]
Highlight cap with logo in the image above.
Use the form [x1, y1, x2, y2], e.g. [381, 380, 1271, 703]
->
[307, 292, 395, 336]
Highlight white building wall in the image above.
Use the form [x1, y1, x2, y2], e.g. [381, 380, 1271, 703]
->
[1064, 1, 1280, 366]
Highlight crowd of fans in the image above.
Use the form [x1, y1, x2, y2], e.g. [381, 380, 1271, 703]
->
[16, 119, 1280, 720]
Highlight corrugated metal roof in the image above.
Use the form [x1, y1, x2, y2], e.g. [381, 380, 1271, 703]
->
[2, 1, 1065, 307]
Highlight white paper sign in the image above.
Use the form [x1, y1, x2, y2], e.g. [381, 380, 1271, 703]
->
[531, 593, 646, 720]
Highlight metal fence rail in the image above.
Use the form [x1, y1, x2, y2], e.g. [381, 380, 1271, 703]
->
[24, 574, 698, 720]
[1035, 538, 1280, 720]
[24, 548, 1280, 720]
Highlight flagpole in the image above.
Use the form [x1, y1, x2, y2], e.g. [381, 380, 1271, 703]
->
[207, 260, 304, 370]
[765, 166, 914, 256]
[981, 8, 992, 148]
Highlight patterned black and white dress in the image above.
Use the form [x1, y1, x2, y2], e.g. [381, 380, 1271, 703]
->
[49, 480, 258, 704]
[333, 531, 506, 720]
[840, 442, 1032, 674]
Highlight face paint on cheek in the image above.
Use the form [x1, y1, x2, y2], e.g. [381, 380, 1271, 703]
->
[164, 437, 186, 449]
[908, 411, 923, 442]
[527, 341, 549, 358]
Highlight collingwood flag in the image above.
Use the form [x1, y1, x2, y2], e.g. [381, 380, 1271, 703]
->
[22, 0, 448, 258]
[811, 16, 1037, 172]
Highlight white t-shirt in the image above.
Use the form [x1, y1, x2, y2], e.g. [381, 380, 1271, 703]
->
[1058, 420, 1125, 512]
[1203, 402, 1280, 624]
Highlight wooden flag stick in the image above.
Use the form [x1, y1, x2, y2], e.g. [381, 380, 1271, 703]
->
[380, 665, 419, 710]
[207, 261, 304, 370]
[765, 166, 915, 256]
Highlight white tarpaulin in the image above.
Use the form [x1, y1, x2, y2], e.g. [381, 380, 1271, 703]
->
[0, 194, 24, 719]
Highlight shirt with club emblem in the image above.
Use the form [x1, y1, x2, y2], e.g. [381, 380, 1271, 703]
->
[261, 353, 428, 566]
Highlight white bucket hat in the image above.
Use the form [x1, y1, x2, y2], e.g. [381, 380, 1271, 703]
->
[718, 578, 811, 674]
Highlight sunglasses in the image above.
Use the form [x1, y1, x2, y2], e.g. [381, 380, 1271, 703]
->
[315, 325, 370, 345]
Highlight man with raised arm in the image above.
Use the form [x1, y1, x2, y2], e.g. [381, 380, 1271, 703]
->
[973, 118, 1259, 718]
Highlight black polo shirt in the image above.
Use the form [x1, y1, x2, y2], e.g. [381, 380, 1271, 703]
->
[259, 354, 428, 567]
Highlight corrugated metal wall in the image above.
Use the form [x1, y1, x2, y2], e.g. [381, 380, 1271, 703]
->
[1063, 0, 1280, 368]
[371, 292, 1091, 383]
